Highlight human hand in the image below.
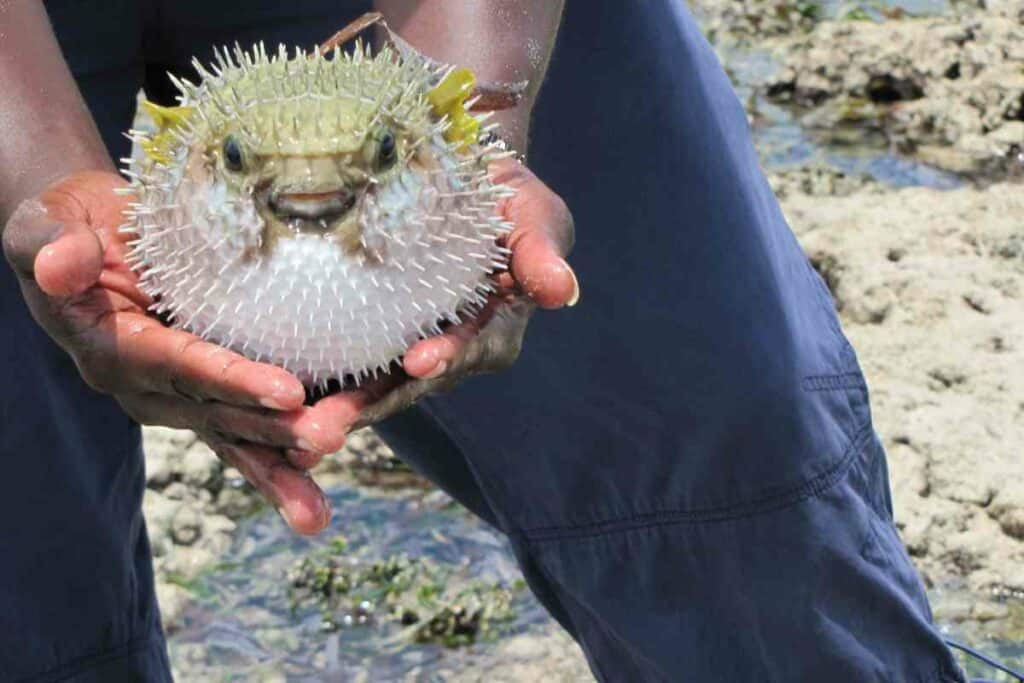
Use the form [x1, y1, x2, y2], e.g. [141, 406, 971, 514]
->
[2, 171, 365, 535]
[353, 158, 577, 427]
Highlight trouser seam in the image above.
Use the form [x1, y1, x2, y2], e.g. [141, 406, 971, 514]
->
[518, 421, 873, 544]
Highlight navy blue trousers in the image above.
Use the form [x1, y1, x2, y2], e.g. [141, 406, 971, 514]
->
[0, 1, 964, 680]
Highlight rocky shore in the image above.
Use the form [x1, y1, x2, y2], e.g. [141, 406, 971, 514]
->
[783, 182, 1024, 605]
[143, 426, 407, 632]
[755, 1, 1024, 179]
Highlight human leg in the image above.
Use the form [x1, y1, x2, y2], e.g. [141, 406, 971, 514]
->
[1, 4, 171, 681]
[397, 1, 965, 680]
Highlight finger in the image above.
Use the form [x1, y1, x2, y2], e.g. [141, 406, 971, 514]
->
[98, 267, 152, 310]
[118, 392, 355, 456]
[3, 199, 104, 296]
[304, 389, 369, 436]
[490, 159, 578, 308]
[208, 438, 332, 535]
[284, 448, 323, 470]
[402, 298, 500, 379]
[71, 310, 306, 410]
[280, 390, 371, 468]
[4, 171, 133, 293]
[509, 239, 578, 309]
[355, 307, 526, 426]
[35, 225, 107, 297]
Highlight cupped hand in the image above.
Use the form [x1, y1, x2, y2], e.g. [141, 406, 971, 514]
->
[2, 171, 360, 535]
[354, 158, 577, 427]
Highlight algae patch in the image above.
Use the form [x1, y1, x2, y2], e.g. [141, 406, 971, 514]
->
[286, 536, 524, 647]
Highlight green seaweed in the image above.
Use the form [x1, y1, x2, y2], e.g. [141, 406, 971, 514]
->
[163, 569, 217, 600]
[1005, 600, 1024, 644]
[286, 544, 524, 647]
[841, 7, 875, 21]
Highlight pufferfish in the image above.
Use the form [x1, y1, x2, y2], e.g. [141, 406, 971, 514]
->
[121, 24, 517, 390]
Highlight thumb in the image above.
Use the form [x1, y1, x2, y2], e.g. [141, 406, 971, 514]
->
[494, 160, 578, 309]
[508, 226, 578, 309]
[3, 197, 104, 297]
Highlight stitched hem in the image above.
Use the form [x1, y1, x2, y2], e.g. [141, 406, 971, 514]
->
[520, 422, 874, 543]
[802, 372, 867, 392]
[14, 633, 165, 683]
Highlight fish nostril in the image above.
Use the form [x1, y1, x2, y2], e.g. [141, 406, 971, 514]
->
[338, 190, 356, 214]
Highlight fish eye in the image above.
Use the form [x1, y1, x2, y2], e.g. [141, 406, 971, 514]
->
[222, 135, 244, 172]
[376, 128, 397, 170]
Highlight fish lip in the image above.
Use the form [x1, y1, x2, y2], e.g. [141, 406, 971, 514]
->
[268, 188, 357, 223]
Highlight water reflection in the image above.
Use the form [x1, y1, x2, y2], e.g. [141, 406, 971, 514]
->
[169, 486, 555, 680]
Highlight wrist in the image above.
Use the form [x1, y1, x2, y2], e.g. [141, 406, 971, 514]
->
[0, 2, 114, 223]
[2, 152, 115, 223]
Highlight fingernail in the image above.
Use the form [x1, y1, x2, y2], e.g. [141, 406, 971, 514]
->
[276, 492, 331, 534]
[296, 438, 316, 452]
[260, 397, 287, 410]
[423, 360, 448, 379]
[566, 264, 580, 307]
[318, 492, 333, 530]
[274, 504, 293, 528]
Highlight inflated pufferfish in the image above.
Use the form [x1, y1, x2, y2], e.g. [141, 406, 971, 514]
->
[121, 16, 518, 390]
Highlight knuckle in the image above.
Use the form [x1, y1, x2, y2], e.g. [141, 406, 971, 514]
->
[1, 219, 19, 267]
[217, 354, 245, 382]
[161, 336, 204, 398]
[552, 196, 575, 253]
[174, 334, 203, 360]
[1, 199, 36, 271]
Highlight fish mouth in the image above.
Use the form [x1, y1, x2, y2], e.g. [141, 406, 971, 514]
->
[267, 188, 358, 233]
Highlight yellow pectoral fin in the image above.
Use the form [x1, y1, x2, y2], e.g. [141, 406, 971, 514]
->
[427, 68, 480, 149]
[140, 100, 194, 164]
[141, 100, 194, 129]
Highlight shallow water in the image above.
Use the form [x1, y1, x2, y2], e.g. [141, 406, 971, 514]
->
[819, 0, 955, 17]
[712, 0, 973, 190]
[937, 596, 1024, 683]
[726, 46, 965, 190]
[168, 485, 558, 680]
